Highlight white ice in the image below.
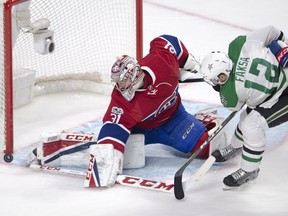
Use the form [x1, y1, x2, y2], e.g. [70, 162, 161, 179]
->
[1, 0, 288, 215]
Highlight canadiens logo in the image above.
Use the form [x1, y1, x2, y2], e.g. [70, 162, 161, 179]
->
[220, 95, 227, 106]
[147, 85, 158, 95]
[147, 89, 158, 95]
[112, 106, 124, 115]
[147, 82, 172, 96]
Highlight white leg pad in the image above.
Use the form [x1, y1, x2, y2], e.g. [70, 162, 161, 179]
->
[32, 132, 145, 170]
[123, 134, 145, 169]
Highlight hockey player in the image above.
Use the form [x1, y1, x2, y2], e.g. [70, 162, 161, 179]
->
[200, 25, 288, 189]
[85, 35, 225, 188]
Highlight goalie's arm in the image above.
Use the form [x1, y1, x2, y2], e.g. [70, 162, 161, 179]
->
[97, 122, 130, 152]
[155, 35, 200, 81]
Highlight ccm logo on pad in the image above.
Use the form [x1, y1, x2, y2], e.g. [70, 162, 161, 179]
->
[64, 134, 95, 141]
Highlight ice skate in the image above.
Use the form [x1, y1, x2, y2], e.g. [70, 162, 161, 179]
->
[211, 144, 242, 162]
[26, 148, 41, 166]
[223, 168, 260, 190]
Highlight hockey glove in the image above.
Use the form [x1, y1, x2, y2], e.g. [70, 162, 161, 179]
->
[84, 144, 123, 187]
[193, 109, 227, 158]
[268, 40, 288, 67]
[183, 53, 200, 73]
[179, 53, 201, 82]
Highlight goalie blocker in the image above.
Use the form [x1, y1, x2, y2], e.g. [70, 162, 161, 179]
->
[28, 109, 228, 187]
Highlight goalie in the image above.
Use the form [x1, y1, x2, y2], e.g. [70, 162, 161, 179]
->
[29, 35, 228, 188]
[30, 110, 227, 185]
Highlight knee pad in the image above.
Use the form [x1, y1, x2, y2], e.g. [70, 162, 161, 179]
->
[241, 110, 268, 150]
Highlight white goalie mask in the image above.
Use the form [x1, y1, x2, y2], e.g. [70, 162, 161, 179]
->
[111, 55, 144, 101]
[200, 51, 233, 86]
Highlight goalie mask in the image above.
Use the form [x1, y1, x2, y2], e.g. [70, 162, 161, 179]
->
[111, 55, 144, 101]
[200, 51, 233, 86]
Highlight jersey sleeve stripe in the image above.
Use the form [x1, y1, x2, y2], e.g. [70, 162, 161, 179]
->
[97, 123, 129, 152]
[103, 121, 130, 134]
[97, 138, 125, 153]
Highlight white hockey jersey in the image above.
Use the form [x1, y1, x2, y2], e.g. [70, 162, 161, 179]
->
[219, 25, 288, 110]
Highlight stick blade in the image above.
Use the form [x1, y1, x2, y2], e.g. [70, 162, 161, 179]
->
[174, 172, 185, 200]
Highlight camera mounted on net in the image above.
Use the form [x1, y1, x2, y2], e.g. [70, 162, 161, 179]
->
[27, 18, 55, 55]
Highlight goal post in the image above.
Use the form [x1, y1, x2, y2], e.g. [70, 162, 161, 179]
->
[0, 0, 143, 162]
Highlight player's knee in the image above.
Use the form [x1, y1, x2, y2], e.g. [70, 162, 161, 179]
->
[241, 110, 268, 147]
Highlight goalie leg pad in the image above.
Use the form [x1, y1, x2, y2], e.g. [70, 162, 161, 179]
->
[34, 132, 62, 167]
[29, 132, 143, 170]
[123, 134, 145, 169]
[84, 144, 123, 188]
[36, 132, 95, 167]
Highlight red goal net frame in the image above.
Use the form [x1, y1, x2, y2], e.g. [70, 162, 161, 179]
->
[0, 0, 143, 162]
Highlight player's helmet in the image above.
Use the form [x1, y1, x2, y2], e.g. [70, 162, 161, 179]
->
[200, 51, 233, 86]
[111, 55, 144, 101]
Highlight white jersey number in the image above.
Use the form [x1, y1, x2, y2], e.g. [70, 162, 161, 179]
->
[245, 58, 279, 94]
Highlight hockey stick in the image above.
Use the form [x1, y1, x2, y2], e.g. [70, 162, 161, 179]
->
[30, 162, 216, 195]
[174, 109, 239, 200]
[30, 155, 216, 195]
[179, 78, 204, 83]
[30, 164, 174, 193]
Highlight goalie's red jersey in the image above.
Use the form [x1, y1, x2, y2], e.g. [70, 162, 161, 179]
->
[98, 35, 192, 152]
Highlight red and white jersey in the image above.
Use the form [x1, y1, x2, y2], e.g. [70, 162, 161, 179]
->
[98, 35, 190, 152]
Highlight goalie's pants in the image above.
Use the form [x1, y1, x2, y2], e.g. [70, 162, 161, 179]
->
[132, 103, 207, 153]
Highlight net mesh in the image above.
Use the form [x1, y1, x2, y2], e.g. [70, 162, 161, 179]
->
[0, 0, 140, 152]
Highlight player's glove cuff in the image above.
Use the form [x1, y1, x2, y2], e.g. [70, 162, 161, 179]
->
[269, 40, 288, 68]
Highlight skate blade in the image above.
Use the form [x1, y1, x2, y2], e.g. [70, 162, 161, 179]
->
[222, 179, 257, 191]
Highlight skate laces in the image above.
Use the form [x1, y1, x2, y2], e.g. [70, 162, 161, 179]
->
[231, 169, 247, 181]
[219, 145, 236, 157]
